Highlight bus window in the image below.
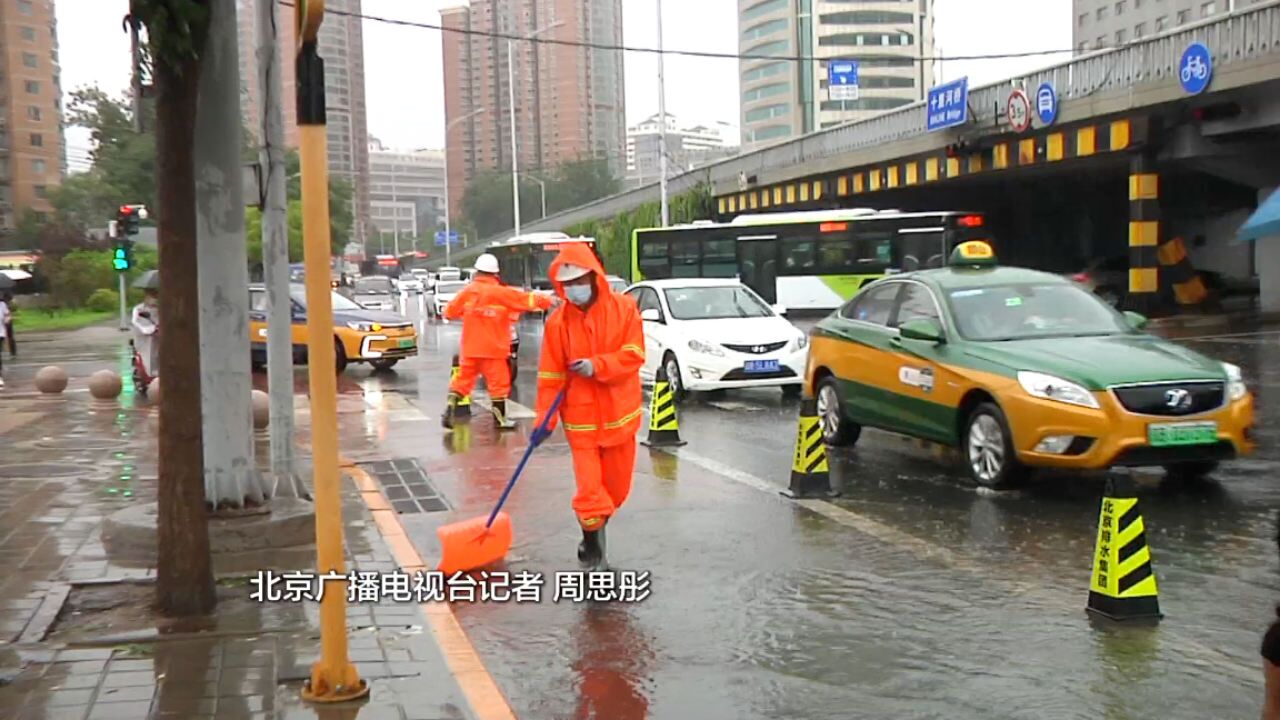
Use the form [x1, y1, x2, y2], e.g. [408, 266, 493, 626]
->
[780, 237, 817, 273]
[638, 237, 669, 278]
[897, 230, 947, 270]
[671, 238, 700, 278]
[702, 237, 737, 277]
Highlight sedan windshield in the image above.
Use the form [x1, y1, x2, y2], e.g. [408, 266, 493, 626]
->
[355, 277, 393, 294]
[945, 283, 1131, 341]
[435, 281, 466, 295]
[663, 285, 773, 321]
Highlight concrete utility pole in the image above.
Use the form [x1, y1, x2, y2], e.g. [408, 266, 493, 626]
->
[656, 0, 669, 227]
[195, 1, 270, 508]
[255, 0, 297, 487]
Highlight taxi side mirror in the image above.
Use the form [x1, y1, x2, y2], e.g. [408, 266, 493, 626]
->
[899, 317, 945, 344]
[640, 308, 663, 323]
[1123, 310, 1148, 330]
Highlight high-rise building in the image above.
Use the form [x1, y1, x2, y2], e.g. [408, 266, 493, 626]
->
[0, 0, 64, 232]
[625, 112, 739, 188]
[737, 0, 935, 149]
[367, 137, 445, 252]
[441, 0, 626, 222]
[236, 0, 370, 248]
[1073, 0, 1263, 53]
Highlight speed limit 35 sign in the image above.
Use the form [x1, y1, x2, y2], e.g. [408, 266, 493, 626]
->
[1006, 88, 1031, 133]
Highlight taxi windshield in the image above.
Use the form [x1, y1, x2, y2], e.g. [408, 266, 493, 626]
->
[945, 282, 1130, 341]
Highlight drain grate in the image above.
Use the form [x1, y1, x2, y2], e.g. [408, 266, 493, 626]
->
[360, 458, 450, 514]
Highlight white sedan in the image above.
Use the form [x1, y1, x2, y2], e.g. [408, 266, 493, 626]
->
[431, 279, 468, 319]
[624, 279, 808, 399]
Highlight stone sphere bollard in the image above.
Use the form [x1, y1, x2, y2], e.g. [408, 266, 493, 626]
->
[147, 378, 161, 403]
[34, 366, 69, 394]
[251, 389, 270, 429]
[88, 370, 123, 399]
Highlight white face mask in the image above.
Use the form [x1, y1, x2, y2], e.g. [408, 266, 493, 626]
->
[565, 284, 593, 306]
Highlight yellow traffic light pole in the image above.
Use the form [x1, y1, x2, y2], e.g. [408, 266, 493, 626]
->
[295, 0, 368, 704]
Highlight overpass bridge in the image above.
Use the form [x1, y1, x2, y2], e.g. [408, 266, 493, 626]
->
[443, 1, 1280, 309]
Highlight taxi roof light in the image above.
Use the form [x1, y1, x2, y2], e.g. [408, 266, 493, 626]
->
[949, 240, 998, 267]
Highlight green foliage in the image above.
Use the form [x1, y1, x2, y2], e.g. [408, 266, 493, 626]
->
[55, 87, 158, 226]
[131, 0, 211, 72]
[38, 247, 158, 308]
[461, 158, 622, 240]
[563, 184, 714, 277]
[244, 150, 352, 265]
[86, 288, 120, 313]
[13, 308, 114, 333]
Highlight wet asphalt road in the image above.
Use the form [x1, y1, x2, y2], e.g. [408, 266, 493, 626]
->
[8, 293, 1280, 719]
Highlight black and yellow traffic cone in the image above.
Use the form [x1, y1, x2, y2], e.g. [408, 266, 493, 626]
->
[1086, 477, 1162, 621]
[783, 397, 838, 499]
[641, 365, 685, 448]
[449, 354, 471, 418]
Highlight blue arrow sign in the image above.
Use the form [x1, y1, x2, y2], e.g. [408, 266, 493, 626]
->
[1179, 41, 1212, 95]
[927, 77, 969, 132]
[434, 230, 460, 246]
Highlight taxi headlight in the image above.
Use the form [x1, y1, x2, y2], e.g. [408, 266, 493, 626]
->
[1223, 362, 1247, 401]
[347, 321, 382, 332]
[688, 339, 725, 357]
[1017, 371, 1100, 409]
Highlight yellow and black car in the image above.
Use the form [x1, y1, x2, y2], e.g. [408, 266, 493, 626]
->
[249, 283, 417, 372]
[805, 241, 1255, 488]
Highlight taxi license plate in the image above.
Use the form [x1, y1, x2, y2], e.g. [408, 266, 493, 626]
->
[397, 339, 415, 349]
[1148, 421, 1217, 447]
[744, 359, 780, 374]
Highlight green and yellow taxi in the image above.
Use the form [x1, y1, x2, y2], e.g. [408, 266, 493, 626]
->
[248, 283, 417, 373]
[804, 241, 1256, 487]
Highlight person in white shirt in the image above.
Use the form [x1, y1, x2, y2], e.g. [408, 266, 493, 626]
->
[131, 288, 159, 379]
[0, 294, 9, 386]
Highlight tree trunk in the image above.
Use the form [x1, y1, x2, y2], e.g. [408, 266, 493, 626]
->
[154, 44, 216, 617]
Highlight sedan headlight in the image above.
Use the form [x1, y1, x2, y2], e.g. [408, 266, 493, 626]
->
[1223, 362, 1247, 401]
[688, 339, 725, 357]
[347, 321, 383, 332]
[795, 333, 809, 350]
[1017, 371, 1100, 409]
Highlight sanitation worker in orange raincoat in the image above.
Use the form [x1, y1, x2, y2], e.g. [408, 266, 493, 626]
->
[530, 243, 644, 570]
[442, 253, 554, 430]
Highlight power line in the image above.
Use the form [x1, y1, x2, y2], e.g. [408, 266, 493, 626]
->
[275, 1, 1076, 65]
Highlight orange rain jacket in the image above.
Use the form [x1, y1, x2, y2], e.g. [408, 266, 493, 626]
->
[536, 244, 645, 449]
[444, 274, 553, 359]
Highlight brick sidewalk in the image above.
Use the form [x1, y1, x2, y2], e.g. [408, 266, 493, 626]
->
[0, 356, 477, 719]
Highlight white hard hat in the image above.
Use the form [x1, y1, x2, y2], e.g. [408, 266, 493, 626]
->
[555, 263, 592, 282]
[473, 253, 499, 274]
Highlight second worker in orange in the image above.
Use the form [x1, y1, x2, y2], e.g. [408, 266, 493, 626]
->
[442, 253, 555, 430]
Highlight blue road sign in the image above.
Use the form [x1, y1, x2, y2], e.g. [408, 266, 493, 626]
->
[1035, 82, 1058, 126]
[1179, 41, 1212, 95]
[434, 230, 460, 247]
[827, 59, 859, 101]
[927, 77, 969, 132]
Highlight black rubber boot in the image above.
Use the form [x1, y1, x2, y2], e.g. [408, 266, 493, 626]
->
[577, 524, 608, 571]
[441, 393, 459, 430]
[492, 399, 517, 430]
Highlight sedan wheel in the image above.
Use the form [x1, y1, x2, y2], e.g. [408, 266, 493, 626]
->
[963, 402, 1027, 488]
[816, 377, 860, 447]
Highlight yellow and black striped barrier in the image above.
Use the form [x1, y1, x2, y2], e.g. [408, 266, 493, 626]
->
[1127, 154, 1161, 313]
[1157, 236, 1211, 308]
[641, 366, 685, 448]
[1087, 478, 1162, 621]
[784, 397, 837, 499]
[449, 354, 471, 418]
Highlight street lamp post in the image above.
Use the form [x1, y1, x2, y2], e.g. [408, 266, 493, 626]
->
[520, 173, 547, 219]
[443, 108, 486, 268]
[508, 21, 563, 239]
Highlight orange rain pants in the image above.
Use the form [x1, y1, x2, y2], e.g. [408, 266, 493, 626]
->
[570, 440, 637, 529]
[449, 357, 511, 401]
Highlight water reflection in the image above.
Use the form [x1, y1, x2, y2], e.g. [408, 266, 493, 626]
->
[571, 603, 654, 720]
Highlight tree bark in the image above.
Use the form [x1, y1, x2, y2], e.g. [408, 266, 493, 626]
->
[154, 42, 216, 617]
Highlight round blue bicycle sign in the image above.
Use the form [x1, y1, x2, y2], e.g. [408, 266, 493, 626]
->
[1179, 41, 1212, 95]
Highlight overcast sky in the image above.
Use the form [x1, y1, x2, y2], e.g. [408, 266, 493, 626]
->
[59, 0, 1071, 167]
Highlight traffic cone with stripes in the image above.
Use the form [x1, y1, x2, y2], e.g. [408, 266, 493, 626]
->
[783, 397, 838, 499]
[641, 365, 686, 448]
[449, 354, 471, 418]
[1086, 476, 1162, 621]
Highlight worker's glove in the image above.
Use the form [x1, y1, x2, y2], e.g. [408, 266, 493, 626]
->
[569, 359, 595, 378]
[529, 424, 553, 448]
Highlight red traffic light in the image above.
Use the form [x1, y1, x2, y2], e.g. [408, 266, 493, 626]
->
[119, 205, 134, 215]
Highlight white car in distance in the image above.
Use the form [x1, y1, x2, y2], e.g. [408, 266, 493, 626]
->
[397, 273, 424, 293]
[624, 279, 808, 400]
[432, 279, 468, 319]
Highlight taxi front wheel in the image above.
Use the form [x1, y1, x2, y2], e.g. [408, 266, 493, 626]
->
[963, 402, 1028, 489]
[816, 376, 860, 447]
[334, 338, 348, 373]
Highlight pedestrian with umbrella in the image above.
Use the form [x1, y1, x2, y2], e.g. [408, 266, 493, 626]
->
[130, 271, 161, 389]
[0, 274, 11, 386]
